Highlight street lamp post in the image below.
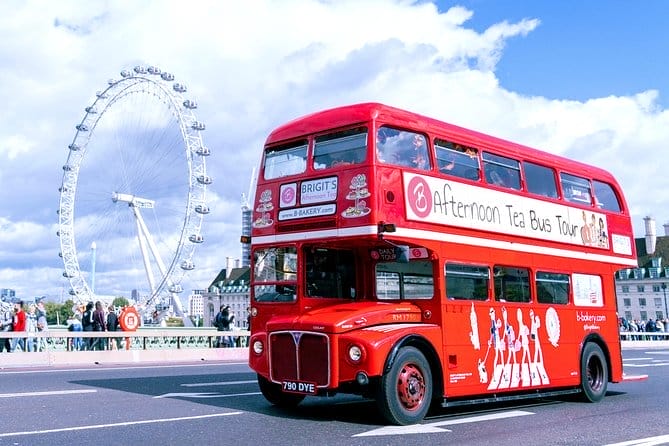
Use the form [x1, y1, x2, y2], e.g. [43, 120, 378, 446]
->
[662, 282, 668, 320]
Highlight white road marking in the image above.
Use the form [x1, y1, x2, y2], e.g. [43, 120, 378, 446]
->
[353, 409, 534, 437]
[623, 363, 669, 367]
[604, 434, 669, 446]
[0, 362, 248, 375]
[154, 391, 261, 399]
[0, 412, 243, 438]
[0, 389, 97, 398]
[181, 380, 257, 387]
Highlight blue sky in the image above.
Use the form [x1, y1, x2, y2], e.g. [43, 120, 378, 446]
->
[1, 0, 668, 301]
[439, 0, 669, 106]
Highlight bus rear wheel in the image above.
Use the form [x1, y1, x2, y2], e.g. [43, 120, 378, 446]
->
[376, 346, 432, 425]
[257, 374, 305, 407]
[580, 343, 608, 402]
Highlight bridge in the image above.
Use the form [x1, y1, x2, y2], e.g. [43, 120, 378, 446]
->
[1, 329, 667, 368]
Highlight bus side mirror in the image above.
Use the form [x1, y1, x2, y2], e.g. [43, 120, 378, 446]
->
[395, 245, 410, 263]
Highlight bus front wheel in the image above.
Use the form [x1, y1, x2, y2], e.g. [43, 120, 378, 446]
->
[376, 346, 432, 425]
[580, 342, 608, 402]
[257, 374, 305, 407]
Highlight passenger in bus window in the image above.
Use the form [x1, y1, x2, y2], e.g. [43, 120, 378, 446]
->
[409, 134, 430, 170]
[487, 167, 509, 187]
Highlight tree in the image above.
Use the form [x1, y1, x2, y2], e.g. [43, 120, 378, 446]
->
[112, 296, 130, 308]
[44, 300, 74, 326]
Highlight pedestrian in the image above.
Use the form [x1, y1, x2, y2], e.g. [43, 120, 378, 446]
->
[214, 305, 232, 347]
[82, 301, 94, 350]
[0, 300, 13, 352]
[67, 313, 83, 351]
[10, 300, 26, 352]
[106, 305, 121, 350]
[26, 304, 38, 352]
[92, 301, 107, 350]
[36, 301, 48, 352]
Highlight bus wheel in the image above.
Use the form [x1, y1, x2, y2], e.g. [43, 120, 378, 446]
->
[257, 374, 305, 407]
[580, 343, 608, 402]
[376, 346, 432, 425]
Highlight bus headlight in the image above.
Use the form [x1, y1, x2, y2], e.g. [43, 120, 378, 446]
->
[348, 344, 363, 363]
[252, 340, 264, 355]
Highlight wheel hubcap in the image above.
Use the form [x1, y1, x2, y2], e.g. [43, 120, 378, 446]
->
[396, 364, 425, 410]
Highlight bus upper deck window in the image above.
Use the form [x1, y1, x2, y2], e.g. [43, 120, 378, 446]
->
[263, 141, 308, 180]
[313, 127, 367, 169]
[435, 139, 480, 180]
[560, 173, 592, 204]
[524, 161, 558, 198]
[376, 127, 431, 170]
[483, 152, 521, 190]
[593, 180, 622, 212]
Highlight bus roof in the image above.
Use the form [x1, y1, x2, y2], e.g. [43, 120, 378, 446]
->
[264, 102, 617, 183]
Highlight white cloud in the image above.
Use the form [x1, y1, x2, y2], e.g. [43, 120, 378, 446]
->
[0, 0, 666, 302]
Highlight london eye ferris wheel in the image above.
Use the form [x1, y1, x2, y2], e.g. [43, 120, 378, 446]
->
[57, 65, 211, 317]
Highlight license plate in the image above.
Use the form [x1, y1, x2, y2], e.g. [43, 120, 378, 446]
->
[282, 380, 317, 394]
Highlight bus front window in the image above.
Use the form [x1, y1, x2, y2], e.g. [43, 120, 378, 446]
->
[253, 247, 297, 302]
[305, 249, 356, 298]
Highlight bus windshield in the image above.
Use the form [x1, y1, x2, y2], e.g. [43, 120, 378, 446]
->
[253, 247, 297, 302]
[305, 248, 356, 298]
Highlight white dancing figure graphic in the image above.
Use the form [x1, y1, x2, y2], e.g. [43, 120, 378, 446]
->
[469, 302, 481, 350]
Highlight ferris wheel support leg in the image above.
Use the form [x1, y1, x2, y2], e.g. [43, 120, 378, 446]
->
[133, 206, 189, 323]
[133, 209, 157, 296]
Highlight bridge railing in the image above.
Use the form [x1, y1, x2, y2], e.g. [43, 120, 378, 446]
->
[0, 327, 249, 351]
[0, 328, 250, 368]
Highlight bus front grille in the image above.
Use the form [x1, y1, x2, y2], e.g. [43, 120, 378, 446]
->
[268, 331, 330, 387]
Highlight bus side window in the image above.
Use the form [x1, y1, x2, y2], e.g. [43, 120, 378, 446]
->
[376, 260, 434, 299]
[536, 272, 570, 304]
[445, 263, 489, 300]
[483, 152, 521, 190]
[524, 161, 558, 198]
[435, 140, 480, 180]
[493, 266, 530, 303]
[593, 180, 622, 212]
[560, 172, 592, 204]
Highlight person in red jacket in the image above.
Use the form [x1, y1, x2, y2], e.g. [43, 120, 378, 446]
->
[11, 300, 26, 352]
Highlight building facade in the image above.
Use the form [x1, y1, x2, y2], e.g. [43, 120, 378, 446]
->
[202, 266, 250, 330]
[615, 217, 669, 323]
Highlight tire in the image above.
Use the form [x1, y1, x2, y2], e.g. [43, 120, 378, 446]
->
[580, 343, 608, 402]
[257, 374, 305, 407]
[376, 346, 432, 425]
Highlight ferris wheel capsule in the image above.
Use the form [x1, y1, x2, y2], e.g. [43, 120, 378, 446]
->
[197, 175, 212, 185]
[183, 100, 197, 109]
[196, 146, 210, 156]
[191, 121, 205, 131]
[173, 83, 187, 93]
[195, 204, 210, 214]
[180, 260, 195, 270]
[147, 66, 161, 75]
[133, 66, 147, 74]
[188, 234, 204, 243]
[161, 72, 175, 81]
[120, 70, 133, 78]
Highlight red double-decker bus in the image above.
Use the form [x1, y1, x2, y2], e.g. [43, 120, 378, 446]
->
[246, 103, 638, 425]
